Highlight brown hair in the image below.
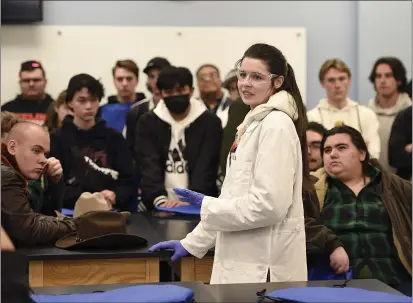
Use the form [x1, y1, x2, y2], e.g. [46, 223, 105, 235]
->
[1, 111, 22, 135]
[112, 60, 139, 79]
[44, 90, 67, 132]
[318, 58, 352, 82]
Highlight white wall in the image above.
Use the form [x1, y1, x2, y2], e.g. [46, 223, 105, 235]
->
[1, 26, 307, 104]
[41, 1, 358, 109]
[357, 1, 411, 103]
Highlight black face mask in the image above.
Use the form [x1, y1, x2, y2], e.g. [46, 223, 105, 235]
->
[164, 94, 190, 114]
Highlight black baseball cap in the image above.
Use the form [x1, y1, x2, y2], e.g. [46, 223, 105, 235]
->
[143, 57, 171, 74]
[20, 60, 45, 74]
[65, 73, 105, 103]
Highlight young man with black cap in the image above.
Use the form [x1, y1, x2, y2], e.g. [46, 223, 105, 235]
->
[125, 57, 171, 153]
[1, 60, 53, 124]
[50, 74, 137, 212]
[136, 66, 222, 211]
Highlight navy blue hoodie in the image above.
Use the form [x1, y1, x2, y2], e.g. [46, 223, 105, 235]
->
[50, 116, 137, 211]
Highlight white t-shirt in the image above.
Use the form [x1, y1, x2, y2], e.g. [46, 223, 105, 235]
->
[164, 131, 189, 201]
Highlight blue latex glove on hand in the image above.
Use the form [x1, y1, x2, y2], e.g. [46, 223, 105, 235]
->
[173, 188, 205, 207]
[148, 240, 189, 262]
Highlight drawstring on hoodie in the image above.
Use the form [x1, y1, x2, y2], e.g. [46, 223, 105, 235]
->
[318, 105, 363, 133]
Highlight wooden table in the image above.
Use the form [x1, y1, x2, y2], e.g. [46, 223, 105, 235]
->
[20, 214, 168, 287]
[144, 212, 325, 283]
[144, 211, 214, 283]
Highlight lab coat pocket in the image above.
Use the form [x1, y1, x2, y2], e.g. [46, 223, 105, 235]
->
[232, 160, 252, 184]
[228, 160, 252, 195]
[218, 259, 267, 284]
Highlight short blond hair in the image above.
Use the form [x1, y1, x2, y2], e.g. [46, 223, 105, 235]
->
[1, 111, 22, 135]
[319, 58, 352, 82]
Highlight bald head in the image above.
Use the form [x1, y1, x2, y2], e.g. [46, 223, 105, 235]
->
[6, 122, 50, 180]
[6, 121, 48, 143]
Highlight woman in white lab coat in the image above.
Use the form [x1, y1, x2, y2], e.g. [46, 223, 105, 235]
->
[149, 43, 310, 284]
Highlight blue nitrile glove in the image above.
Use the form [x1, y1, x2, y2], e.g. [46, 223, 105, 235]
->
[173, 188, 205, 207]
[148, 240, 189, 262]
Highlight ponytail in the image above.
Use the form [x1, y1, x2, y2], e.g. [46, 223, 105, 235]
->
[282, 63, 311, 191]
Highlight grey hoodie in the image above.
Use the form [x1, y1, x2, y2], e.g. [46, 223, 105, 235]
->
[368, 92, 411, 171]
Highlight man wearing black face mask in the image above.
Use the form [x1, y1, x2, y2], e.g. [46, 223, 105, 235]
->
[135, 66, 222, 211]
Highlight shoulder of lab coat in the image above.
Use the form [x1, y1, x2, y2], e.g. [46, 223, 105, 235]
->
[180, 222, 217, 259]
[358, 105, 381, 159]
[201, 111, 300, 232]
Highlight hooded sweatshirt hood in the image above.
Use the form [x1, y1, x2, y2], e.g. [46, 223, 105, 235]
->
[237, 90, 298, 137]
[154, 97, 207, 142]
[367, 92, 412, 171]
[368, 92, 411, 115]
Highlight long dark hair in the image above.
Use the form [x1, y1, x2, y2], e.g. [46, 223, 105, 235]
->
[369, 57, 408, 93]
[237, 43, 311, 191]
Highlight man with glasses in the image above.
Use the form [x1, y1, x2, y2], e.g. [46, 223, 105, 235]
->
[307, 122, 327, 172]
[1, 61, 53, 125]
[196, 64, 232, 128]
[307, 59, 380, 159]
[136, 66, 222, 211]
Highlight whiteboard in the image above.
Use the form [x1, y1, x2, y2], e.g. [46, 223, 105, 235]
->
[1, 26, 306, 105]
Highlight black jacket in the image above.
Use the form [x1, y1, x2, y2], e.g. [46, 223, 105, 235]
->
[220, 99, 250, 176]
[107, 92, 146, 105]
[1, 94, 53, 122]
[389, 105, 412, 180]
[50, 116, 137, 211]
[136, 110, 222, 210]
[127, 99, 151, 156]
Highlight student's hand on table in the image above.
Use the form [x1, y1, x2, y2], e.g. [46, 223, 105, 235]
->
[101, 190, 116, 205]
[330, 246, 350, 274]
[149, 240, 189, 261]
[405, 144, 412, 153]
[161, 200, 189, 208]
[45, 157, 63, 184]
[173, 188, 204, 207]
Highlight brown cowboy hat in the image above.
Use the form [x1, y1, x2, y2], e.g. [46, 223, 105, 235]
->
[55, 211, 147, 250]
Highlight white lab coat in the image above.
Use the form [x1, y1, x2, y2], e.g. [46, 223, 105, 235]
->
[181, 91, 307, 284]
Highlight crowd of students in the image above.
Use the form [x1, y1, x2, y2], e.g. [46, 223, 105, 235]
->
[1, 48, 412, 294]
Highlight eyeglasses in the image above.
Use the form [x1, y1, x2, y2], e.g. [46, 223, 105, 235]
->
[198, 72, 219, 82]
[236, 69, 278, 85]
[307, 141, 321, 150]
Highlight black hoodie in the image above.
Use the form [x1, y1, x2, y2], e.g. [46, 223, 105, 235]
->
[106, 92, 146, 105]
[50, 116, 137, 211]
[1, 94, 53, 123]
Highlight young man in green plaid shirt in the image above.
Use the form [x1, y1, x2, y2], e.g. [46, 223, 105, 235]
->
[308, 125, 411, 295]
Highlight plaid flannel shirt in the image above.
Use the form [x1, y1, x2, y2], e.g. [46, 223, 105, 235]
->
[321, 167, 410, 284]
